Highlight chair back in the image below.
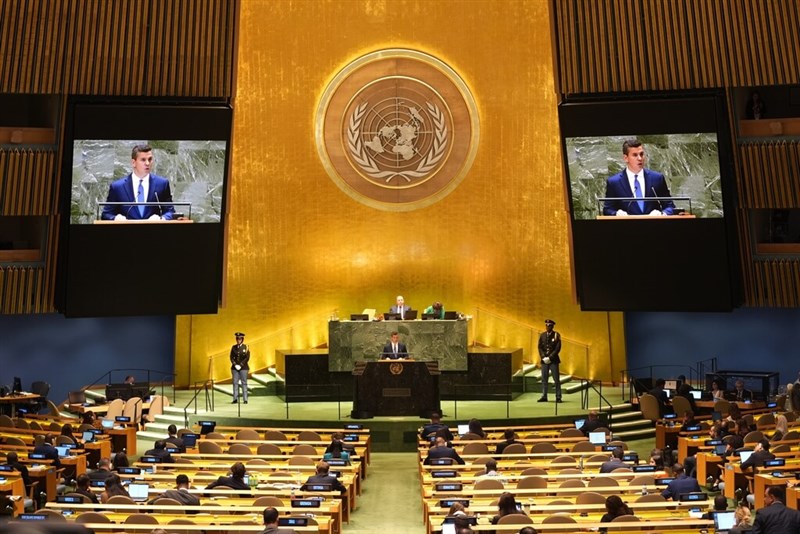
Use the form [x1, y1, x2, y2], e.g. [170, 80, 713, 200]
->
[253, 496, 284, 507]
[516, 476, 547, 489]
[530, 442, 557, 453]
[638, 393, 661, 421]
[257, 443, 282, 455]
[497, 513, 533, 525]
[558, 478, 585, 488]
[671, 396, 692, 417]
[560, 428, 584, 438]
[572, 441, 596, 452]
[106, 495, 136, 505]
[236, 429, 260, 440]
[743, 430, 764, 443]
[15, 419, 30, 429]
[576, 491, 606, 505]
[296, 430, 322, 441]
[104, 398, 125, 420]
[502, 443, 526, 454]
[612, 514, 640, 522]
[264, 430, 287, 441]
[292, 444, 318, 456]
[122, 397, 142, 423]
[588, 476, 619, 487]
[228, 443, 252, 455]
[463, 442, 489, 455]
[124, 513, 159, 524]
[288, 455, 315, 466]
[32, 509, 67, 521]
[198, 441, 223, 454]
[474, 478, 504, 490]
[542, 513, 577, 524]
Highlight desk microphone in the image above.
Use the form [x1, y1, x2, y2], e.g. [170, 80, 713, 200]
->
[154, 191, 163, 217]
[651, 186, 664, 212]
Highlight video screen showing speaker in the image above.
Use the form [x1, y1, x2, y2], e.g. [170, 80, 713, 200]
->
[558, 92, 741, 312]
[56, 99, 232, 317]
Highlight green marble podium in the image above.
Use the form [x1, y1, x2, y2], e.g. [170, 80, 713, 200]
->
[328, 319, 469, 372]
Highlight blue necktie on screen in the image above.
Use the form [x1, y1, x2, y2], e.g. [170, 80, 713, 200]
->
[137, 179, 145, 217]
[633, 174, 644, 212]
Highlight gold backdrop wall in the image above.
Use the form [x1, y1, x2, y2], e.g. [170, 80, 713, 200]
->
[175, 0, 627, 386]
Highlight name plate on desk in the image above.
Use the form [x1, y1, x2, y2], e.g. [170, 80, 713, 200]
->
[382, 388, 411, 397]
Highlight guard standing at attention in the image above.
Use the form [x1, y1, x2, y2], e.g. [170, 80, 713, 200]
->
[230, 332, 250, 404]
[538, 319, 562, 403]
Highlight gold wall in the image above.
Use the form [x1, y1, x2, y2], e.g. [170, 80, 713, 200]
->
[175, 0, 627, 385]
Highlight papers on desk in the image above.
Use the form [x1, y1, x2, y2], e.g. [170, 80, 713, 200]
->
[260, 482, 302, 490]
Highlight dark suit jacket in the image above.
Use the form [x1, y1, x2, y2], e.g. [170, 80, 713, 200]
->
[75, 487, 99, 504]
[752, 502, 800, 534]
[88, 468, 113, 482]
[144, 448, 174, 463]
[599, 458, 629, 473]
[603, 168, 676, 216]
[305, 473, 346, 493]
[381, 342, 408, 359]
[158, 488, 200, 506]
[390, 304, 411, 314]
[740, 450, 775, 471]
[538, 330, 561, 364]
[731, 388, 754, 402]
[32, 444, 60, 469]
[165, 436, 186, 453]
[101, 173, 175, 220]
[206, 476, 249, 492]
[424, 445, 465, 465]
[661, 474, 701, 500]
[581, 419, 603, 436]
[495, 439, 523, 455]
[6, 461, 31, 489]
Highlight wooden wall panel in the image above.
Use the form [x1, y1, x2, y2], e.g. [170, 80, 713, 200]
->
[739, 142, 800, 209]
[552, 0, 800, 93]
[0, 0, 236, 96]
[0, 149, 56, 216]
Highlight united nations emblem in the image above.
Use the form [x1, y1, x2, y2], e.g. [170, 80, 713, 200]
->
[316, 49, 480, 211]
[389, 362, 403, 375]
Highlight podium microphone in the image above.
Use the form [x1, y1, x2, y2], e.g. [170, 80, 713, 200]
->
[154, 191, 163, 217]
[651, 187, 664, 212]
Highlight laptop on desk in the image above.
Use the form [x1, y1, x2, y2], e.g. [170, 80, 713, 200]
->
[127, 483, 150, 502]
[713, 510, 736, 533]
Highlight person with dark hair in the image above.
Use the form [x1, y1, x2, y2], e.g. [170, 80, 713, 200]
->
[519, 528, 538, 534]
[206, 462, 249, 492]
[381, 331, 408, 360]
[101, 144, 175, 221]
[156, 474, 199, 507]
[740, 439, 775, 472]
[679, 410, 698, 432]
[74, 473, 99, 504]
[495, 429, 522, 455]
[60, 423, 77, 444]
[491, 492, 524, 525]
[600, 448, 628, 473]
[123, 375, 136, 385]
[581, 411, 603, 436]
[421, 412, 453, 441]
[661, 463, 700, 500]
[749, 486, 800, 534]
[89, 457, 113, 482]
[745, 91, 766, 120]
[262, 505, 297, 533]
[730, 379, 753, 402]
[82, 410, 100, 429]
[33, 433, 61, 469]
[467, 418, 486, 438]
[710, 380, 725, 401]
[100, 473, 130, 503]
[323, 439, 350, 462]
[603, 138, 675, 217]
[4, 452, 31, 491]
[230, 332, 251, 404]
[702, 494, 729, 520]
[389, 295, 411, 319]
[423, 301, 445, 319]
[144, 440, 174, 463]
[537, 319, 562, 403]
[305, 461, 346, 494]
[648, 378, 671, 416]
[424, 436, 465, 465]
[676, 384, 698, 412]
[112, 452, 130, 470]
[479, 459, 506, 483]
[601, 495, 634, 522]
[165, 424, 186, 453]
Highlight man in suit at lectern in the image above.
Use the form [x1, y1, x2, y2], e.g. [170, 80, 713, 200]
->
[101, 144, 175, 221]
[381, 332, 408, 360]
[602, 138, 675, 217]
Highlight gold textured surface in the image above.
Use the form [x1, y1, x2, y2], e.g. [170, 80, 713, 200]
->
[176, 0, 626, 385]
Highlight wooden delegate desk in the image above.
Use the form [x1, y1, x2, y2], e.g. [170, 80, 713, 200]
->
[788, 485, 800, 510]
[28, 464, 57, 502]
[0, 476, 25, 515]
[352, 360, 440, 417]
[0, 393, 40, 416]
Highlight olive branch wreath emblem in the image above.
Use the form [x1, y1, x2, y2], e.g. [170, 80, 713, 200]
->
[347, 101, 448, 183]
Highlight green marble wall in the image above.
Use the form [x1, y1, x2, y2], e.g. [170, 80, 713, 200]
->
[328, 319, 468, 372]
[566, 134, 723, 220]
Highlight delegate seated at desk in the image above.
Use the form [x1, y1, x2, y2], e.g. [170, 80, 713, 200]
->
[381, 332, 408, 360]
[602, 138, 676, 217]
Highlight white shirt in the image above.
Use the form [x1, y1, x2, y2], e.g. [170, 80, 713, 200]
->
[132, 172, 150, 204]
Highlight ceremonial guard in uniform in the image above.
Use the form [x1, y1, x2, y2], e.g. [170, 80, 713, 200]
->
[537, 319, 562, 403]
[230, 332, 250, 404]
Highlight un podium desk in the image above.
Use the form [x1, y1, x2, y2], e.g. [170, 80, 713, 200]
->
[352, 360, 440, 418]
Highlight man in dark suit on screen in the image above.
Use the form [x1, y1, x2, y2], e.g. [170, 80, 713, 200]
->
[602, 138, 675, 217]
[101, 144, 175, 221]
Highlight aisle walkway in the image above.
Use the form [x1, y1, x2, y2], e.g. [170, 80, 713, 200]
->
[344, 452, 425, 533]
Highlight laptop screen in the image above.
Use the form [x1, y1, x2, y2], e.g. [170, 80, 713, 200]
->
[55, 446, 70, 458]
[127, 483, 149, 501]
[457, 424, 469, 435]
[739, 450, 754, 464]
[715, 444, 728, 455]
[101, 419, 114, 429]
[574, 419, 586, 429]
[664, 380, 678, 390]
[690, 390, 702, 399]
[441, 524, 456, 534]
[714, 511, 736, 531]
[82, 430, 95, 442]
[589, 431, 607, 444]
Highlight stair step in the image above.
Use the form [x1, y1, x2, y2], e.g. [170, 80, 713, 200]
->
[610, 419, 653, 430]
[614, 428, 656, 440]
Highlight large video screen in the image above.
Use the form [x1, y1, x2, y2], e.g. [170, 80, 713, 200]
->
[56, 100, 232, 317]
[70, 139, 226, 224]
[559, 92, 741, 312]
